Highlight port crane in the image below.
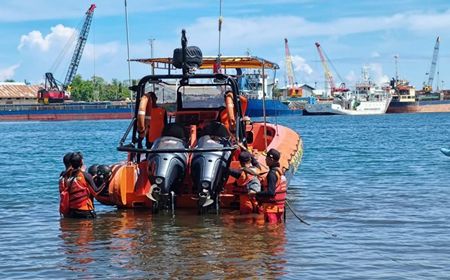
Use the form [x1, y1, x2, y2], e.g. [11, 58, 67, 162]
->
[315, 42, 349, 96]
[423, 36, 440, 93]
[284, 38, 301, 97]
[37, 4, 96, 104]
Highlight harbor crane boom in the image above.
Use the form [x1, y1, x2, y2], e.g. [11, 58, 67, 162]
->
[64, 4, 96, 88]
[284, 38, 301, 97]
[38, 4, 96, 104]
[423, 36, 440, 93]
[315, 42, 348, 95]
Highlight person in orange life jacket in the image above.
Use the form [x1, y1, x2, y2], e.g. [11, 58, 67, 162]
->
[65, 152, 98, 218]
[59, 152, 74, 193]
[146, 92, 167, 148]
[256, 148, 281, 198]
[228, 151, 262, 214]
[229, 151, 261, 193]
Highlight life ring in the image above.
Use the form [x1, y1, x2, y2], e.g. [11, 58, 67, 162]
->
[225, 91, 236, 130]
[137, 93, 149, 139]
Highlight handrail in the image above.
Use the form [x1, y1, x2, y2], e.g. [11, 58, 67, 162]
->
[117, 145, 238, 154]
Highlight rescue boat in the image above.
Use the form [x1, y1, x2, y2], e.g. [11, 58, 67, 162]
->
[91, 30, 303, 220]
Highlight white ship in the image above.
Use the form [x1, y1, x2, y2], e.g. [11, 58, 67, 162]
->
[304, 68, 392, 116]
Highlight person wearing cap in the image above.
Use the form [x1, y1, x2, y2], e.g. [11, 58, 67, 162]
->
[256, 148, 287, 223]
[257, 148, 281, 198]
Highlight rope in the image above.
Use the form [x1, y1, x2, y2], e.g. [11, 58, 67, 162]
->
[285, 198, 444, 275]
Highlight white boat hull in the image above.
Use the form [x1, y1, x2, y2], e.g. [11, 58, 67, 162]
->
[304, 97, 391, 116]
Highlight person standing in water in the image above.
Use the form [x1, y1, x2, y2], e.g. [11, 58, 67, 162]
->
[64, 152, 98, 218]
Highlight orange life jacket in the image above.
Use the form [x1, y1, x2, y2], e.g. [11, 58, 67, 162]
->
[261, 167, 287, 213]
[65, 170, 94, 211]
[236, 167, 260, 187]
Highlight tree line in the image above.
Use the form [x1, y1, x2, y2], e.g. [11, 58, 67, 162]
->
[69, 75, 137, 102]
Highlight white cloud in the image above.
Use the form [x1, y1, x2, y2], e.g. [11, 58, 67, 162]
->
[368, 63, 389, 85]
[291, 55, 313, 75]
[0, 64, 20, 81]
[18, 24, 76, 52]
[371, 51, 381, 58]
[185, 9, 450, 54]
[83, 42, 120, 60]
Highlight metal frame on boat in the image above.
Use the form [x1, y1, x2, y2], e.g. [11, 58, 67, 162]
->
[91, 30, 303, 220]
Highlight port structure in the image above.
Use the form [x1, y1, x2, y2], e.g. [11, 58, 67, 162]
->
[315, 42, 349, 96]
[37, 4, 96, 104]
[423, 36, 440, 93]
[284, 38, 301, 97]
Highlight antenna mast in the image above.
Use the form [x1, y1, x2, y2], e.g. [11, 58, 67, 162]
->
[124, 0, 132, 102]
[215, 0, 223, 73]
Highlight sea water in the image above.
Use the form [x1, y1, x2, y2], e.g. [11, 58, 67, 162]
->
[0, 113, 449, 279]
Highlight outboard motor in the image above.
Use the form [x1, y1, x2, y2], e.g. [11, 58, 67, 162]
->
[147, 123, 188, 210]
[191, 122, 232, 209]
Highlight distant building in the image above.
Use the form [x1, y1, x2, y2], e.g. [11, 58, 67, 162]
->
[299, 84, 315, 97]
[0, 82, 39, 105]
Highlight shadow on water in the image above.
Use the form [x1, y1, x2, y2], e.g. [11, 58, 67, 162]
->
[58, 209, 287, 279]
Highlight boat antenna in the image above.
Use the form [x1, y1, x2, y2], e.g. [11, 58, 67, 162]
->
[124, 0, 133, 103]
[215, 0, 223, 73]
[394, 54, 399, 81]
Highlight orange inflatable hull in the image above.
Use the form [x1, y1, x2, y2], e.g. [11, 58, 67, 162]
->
[96, 122, 302, 211]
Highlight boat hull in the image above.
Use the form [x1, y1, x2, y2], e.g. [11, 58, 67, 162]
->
[0, 103, 133, 121]
[304, 99, 390, 115]
[246, 99, 300, 117]
[96, 122, 303, 212]
[387, 100, 450, 113]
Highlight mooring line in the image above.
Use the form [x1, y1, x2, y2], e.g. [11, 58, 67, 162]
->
[285, 199, 444, 276]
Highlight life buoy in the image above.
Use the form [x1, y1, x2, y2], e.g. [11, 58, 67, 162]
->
[225, 92, 236, 131]
[137, 94, 149, 139]
[239, 95, 248, 116]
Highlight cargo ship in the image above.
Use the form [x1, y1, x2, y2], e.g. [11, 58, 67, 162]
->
[0, 101, 133, 121]
[386, 79, 450, 113]
[0, 83, 134, 121]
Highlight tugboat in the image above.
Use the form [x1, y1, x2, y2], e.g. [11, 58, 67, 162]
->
[91, 31, 303, 221]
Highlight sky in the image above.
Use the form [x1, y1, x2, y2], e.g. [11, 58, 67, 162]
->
[1, 0, 450, 90]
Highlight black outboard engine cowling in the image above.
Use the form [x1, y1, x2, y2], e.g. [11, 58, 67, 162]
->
[147, 136, 188, 204]
[172, 46, 203, 70]
[191, 135, 232, 208]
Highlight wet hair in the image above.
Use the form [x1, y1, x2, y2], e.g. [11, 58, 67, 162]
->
[63, 152, 74, 169]
[70, 152, 83, 169]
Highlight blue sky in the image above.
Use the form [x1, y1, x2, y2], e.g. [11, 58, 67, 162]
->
[1, 0, 450, 90]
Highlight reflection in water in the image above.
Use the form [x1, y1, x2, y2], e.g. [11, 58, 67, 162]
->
[59, 210, 287, 278]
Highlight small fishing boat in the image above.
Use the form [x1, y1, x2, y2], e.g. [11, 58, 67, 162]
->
[89, 31, 303, 221]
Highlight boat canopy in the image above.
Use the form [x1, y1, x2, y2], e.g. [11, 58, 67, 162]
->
[130, 56, 279, 70]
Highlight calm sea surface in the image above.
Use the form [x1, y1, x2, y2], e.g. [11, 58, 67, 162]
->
[1, 113, 450, 279]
